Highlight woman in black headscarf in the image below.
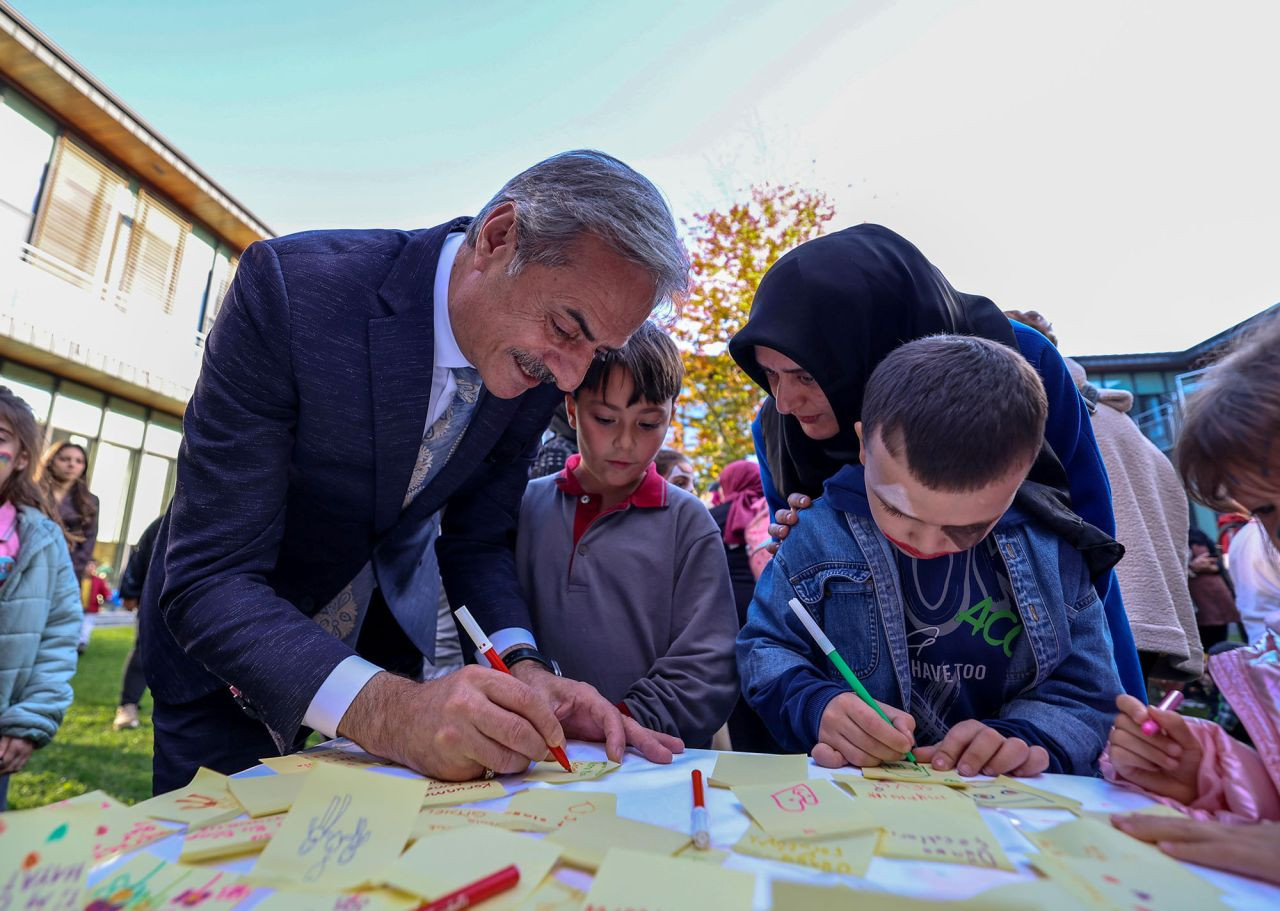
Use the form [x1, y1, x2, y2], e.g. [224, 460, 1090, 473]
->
[728, 224, 1145, 700]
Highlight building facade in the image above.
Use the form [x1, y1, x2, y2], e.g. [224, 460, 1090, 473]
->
[0, 3, 270, 574]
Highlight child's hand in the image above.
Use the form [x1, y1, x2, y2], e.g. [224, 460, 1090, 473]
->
[913, 719, 1049, 777]
[0, 735, 35, 774]
[813, 692, 915, 768]
[1107, 693, 1202, 805]
[1111, 815, 1280, 886]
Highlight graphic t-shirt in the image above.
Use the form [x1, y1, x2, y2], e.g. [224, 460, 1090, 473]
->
[895, 538, 1023, 744]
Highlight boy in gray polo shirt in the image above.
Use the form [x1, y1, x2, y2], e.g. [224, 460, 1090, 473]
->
[516, 322, 739, 747]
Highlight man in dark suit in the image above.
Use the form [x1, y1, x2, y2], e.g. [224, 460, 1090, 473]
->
[141, 151, 688, 792]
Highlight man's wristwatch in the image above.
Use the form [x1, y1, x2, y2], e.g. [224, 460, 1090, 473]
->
[503, 646, 562, 677]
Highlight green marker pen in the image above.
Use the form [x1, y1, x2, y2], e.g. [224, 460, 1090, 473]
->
[788, 597, 918, 764]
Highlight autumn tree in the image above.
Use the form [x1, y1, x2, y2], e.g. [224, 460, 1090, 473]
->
[670, 184, 835, 481]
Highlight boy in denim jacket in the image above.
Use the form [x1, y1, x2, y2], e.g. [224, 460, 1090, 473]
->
[738, 336, 1121, 776]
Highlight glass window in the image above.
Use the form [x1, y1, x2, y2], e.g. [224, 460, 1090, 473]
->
[174, 227, 215, 329]
[0, 362, 55, 425]
[88, 441, 134, 547]
[126, 453, 171, 545]
[1099, 373, 1132, 390]
[101, 399, 147, 448]
[0, 90, 56, 215]
[1134, 372, 1166, 395]
[49, 383, 104, 437]
[144, 414, 182, 458]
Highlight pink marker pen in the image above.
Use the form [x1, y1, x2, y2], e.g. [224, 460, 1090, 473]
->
[1141, 690, 1184, 736]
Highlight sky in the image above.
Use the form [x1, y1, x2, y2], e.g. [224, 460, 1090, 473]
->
[13, 0, 1280, 356]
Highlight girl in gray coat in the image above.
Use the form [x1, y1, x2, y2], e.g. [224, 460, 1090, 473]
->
[0, 388, 81, 809]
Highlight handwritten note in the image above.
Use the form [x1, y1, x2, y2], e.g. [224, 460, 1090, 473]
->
[841, 777, 1014, 870]
[707, 753, 809, 789]
[252, 887, 420, 911]
[251, 762, 425, 890]
[733, 823, 879, 877]
[733, 779, 872, 840]
[92, 809, 176, 863]
[180, 813, 286, 863]
[548, 814, 690, 872]
[259, 746, 388, 775]
[420, 778, 507, 807]
[157, 869, 254, 911]
[523, 760, 618, 784]
[229, 773, 307, 818]
[132, 767, 244, 830]
[505, 789, 617, 831]
[385, 825, 561, 910]
[410, 807, 555, 840]
[858, 760, 971, 788]
[0, 805, 97, 911]
[582, 847, 754, 911]
[82, 854, 197, 911]
[1028, 816, 1164, 864]
[1032, 852, 1226, 911]
[964, 776, 1083, 812]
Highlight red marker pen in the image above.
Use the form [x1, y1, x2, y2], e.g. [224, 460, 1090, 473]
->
[415, 864, 519, 911]
[454, 606, 573, 772]
[691, 769, 710, 850]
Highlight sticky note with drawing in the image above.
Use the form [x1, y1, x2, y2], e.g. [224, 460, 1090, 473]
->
[706, 753, 810, 788]
[1032, 852, 1227, 911]
[732, 823, 879, 877]
[250, 762, 425, 890]
[857, 760, 971, 788]
[131, 766, 244, 829]
[732, 779, 873, 840]
[582, 847, 755, 911]
[841, 777, 1015, 870]
[522, 759, 618, 783]
[0, 805, 98, 911]
[384, 825, 561, 910]
[91, 809, 175, 862]
[504, 788, 616, 830]
[963, 775, 1082, 811]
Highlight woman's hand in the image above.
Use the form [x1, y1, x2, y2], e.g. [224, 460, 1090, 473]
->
[765, 493, 812, 554]
[1106, 694, 1202, 805]
[1111, 815, 1280, 886]
[1189, 553, 1219, 574]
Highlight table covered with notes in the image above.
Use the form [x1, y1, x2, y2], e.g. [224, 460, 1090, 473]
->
[7, 740, 1278, 911]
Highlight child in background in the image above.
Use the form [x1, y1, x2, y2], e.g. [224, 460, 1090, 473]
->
[0, 387, 82, 810]
[738, 336, 1120, 776]
[516, 322, 739, 747]
[1105, 316, 1280, 886]
[78, 558, 112, 654]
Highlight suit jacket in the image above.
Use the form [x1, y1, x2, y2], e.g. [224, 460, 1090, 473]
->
[140, 220, 561, 750]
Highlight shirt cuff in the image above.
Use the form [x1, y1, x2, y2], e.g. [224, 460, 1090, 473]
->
[302, 655, 383, 739]
[476, 627, 537, 667]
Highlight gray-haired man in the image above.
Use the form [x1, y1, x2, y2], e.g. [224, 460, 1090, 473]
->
[141, 151, 688, 792]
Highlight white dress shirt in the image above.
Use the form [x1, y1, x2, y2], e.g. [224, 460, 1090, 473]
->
[303, 233, 535, 738]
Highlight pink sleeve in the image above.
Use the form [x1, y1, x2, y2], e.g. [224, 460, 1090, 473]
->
[1102, 717, 1280, 822]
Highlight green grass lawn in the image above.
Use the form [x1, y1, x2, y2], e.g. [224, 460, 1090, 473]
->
[10, 624, 154, 808]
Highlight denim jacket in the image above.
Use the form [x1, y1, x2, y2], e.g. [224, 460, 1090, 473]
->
[737, 483, 1122, 775]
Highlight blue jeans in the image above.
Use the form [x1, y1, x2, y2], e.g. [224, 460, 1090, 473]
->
[0, 773, 9, 811]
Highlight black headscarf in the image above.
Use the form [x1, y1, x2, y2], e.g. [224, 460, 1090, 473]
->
[728, 224, 1122, 577]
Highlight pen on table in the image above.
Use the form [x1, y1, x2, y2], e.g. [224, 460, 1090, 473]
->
[414, 863, 519, 911]
[787, 597, 918, 764]
[454, 606, 573, 773]
[691, 769, 710, 850]
[1141, 690, 1185, 737]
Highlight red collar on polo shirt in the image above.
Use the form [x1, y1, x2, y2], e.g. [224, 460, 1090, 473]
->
[555, 453, 669, 546]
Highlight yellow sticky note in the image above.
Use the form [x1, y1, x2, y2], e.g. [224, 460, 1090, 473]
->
[771, 878, 1097, 911]
[384, 825, 560, 910]
[133, 767, 245, 830]
[156, 869, 255, 911]
[83, 854, 195, 911]
[858, 760, 972, 788]
[260, 746, 388, 775]
[252, 887, 420, 911]
[504, 789, 617, 830]
[229, 773, 307, 817]
[0, 806, 98, 909]
[732, 822, 878, 877]
[410, 808, 551, 840]
[180, 813, 286, 863]
[1028, 816, 1162, 863]
[768, 881, 862, 911]
[1032, 852, 1226, 911]
[45, 789, 125, 811]
[707, 753, 809, 788]
[92, 809, 177, 863]
[547, 814, 690, 871]
[251, 763, 426, 890]
[522, 759, 618, 784]
[515, 875, 586, 911]
[733, 779, 872, 839]
[420, 777, 507, 807]
[964, 776, 1083, 812]
[583, 847, 755, 911]
[675, 845, 730, 866]
[842, 778, 1014, 871]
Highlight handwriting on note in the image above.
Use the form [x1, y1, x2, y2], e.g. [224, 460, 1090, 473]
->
[180, 813, 286, 863]
[259, 745, 388, 775]
[252, 888, 419, 911]
[964, 776, 1082, 811]
[131, 767, 244, 830]
[733, 779, 872, 840]
[505, 789, 616, 831]
[1032, 852, 1226, 911]
[582, 848, 754, 911]
[522, 760, 618, 784]
[733, 823, 878, 877]
[83, 854, 194, 911]
[420, 778, 507, 807]
[859, 760, 971, 788]
[0, 806, 97, 911]
[251, 762, 424, 890]
[92, 809, 175, 862]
